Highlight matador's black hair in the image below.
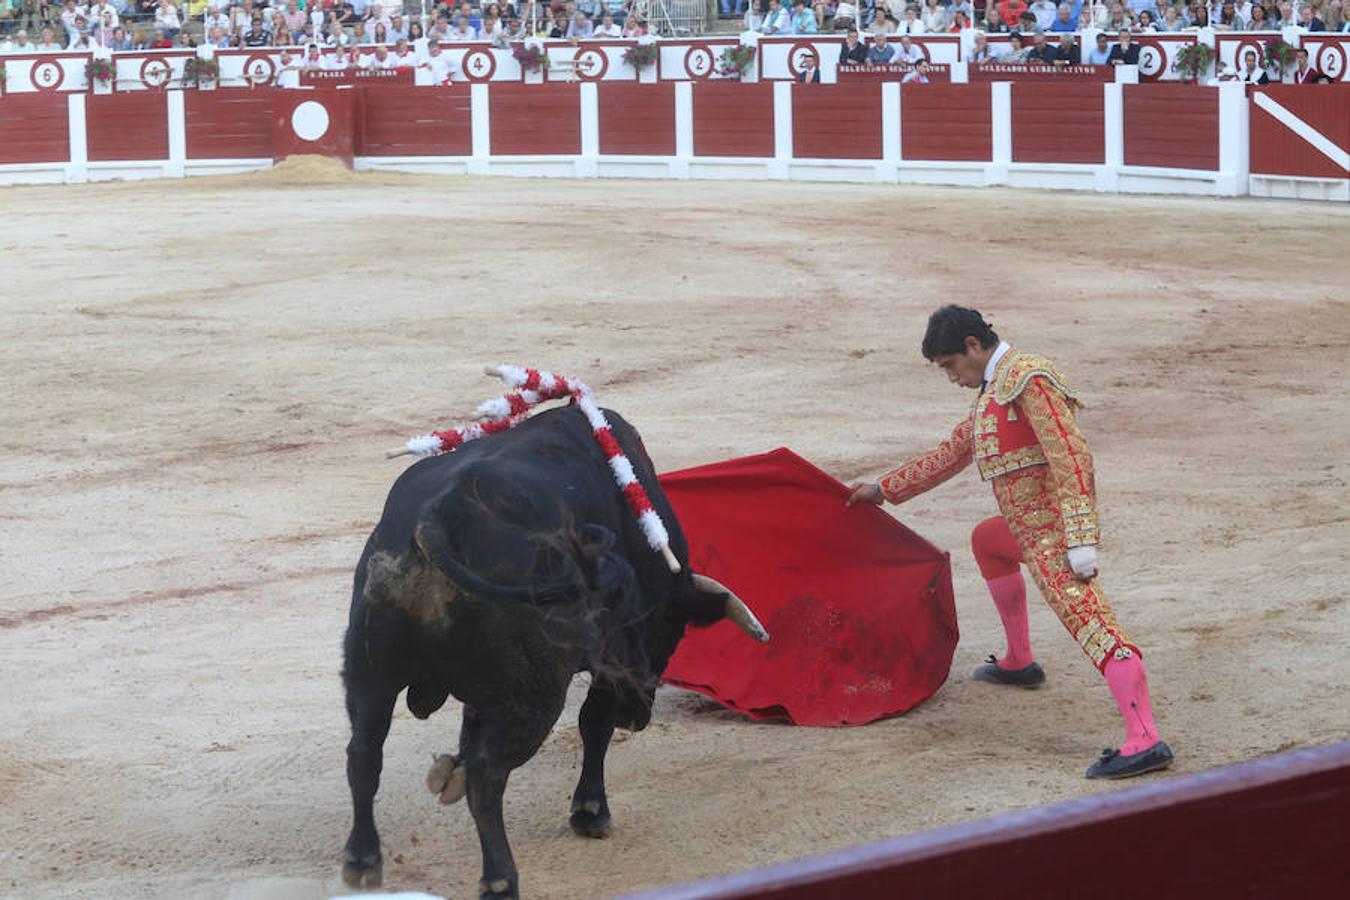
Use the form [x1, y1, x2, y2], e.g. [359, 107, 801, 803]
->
[921, 305, 1000, 361]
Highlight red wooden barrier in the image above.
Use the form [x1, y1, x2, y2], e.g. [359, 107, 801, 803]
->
[272, 87, 355, 165]
[356, 85, 472, 157]
[489, 83, 581, 156]
[185, 90, 274, 160]
[1011, 82, 1105, 165]
[86, 91, 168, 162]
[0, 94, 70, 165]
[691, 82, 774, 158]
[791, 83, 883, 161]
[1123, 83, 1218, 170]
[1249, 84, 1350, 181]
[900, 82, 992, 162]
[597, 83, 677, 156]
[624, 741, 1350, 900]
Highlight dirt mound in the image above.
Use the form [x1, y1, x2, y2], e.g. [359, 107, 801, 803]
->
[253, 154, 360, 185]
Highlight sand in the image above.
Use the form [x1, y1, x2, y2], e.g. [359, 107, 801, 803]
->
[1, 174, 1347, 900]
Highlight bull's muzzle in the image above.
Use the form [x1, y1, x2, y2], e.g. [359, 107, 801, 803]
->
[692, 574, 770, 643]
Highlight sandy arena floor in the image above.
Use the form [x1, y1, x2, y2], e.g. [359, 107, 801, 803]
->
[2, 164, 1348, 900]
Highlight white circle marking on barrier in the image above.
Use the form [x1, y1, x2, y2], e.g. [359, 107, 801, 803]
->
[1314, 42, 1345, 80]
[291, 101, 330, 142]
[463, 48, 497, 81]
[1139, 45, 1163, 79]
[140, 57, 171, 89]
[575, 48, 608, 80]
[32, 59, 64, 91]
[684, 45, 714, 80]
[788, 41, 816, 77]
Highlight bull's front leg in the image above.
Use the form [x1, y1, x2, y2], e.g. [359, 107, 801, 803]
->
[341, 679, 399, 889]
[569, 679, 618, 838]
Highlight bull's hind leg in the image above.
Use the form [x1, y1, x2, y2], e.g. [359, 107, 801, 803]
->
[569, 679, 619, 838]
[341, 679, 399, 889]
[458, 693, 567, 900]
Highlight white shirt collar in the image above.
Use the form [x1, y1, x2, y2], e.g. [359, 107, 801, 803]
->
[983, 341, 1011, 388]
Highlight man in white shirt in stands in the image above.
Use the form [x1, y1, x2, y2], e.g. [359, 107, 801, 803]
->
[203, 4, 230, 36]
[326, 43, 355, 69]
[593, 12, 621, 36]
[1029, 0, 1057, 30]
[88, 0, 118, 27]
[895, 33, 924, 64]
[759, 0, 790, 34]
[390, 36, 418, 66]
[422, 40, 460, 83]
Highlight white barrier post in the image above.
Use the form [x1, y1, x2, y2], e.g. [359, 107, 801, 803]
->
[881, 80, 901, 182]
[989, 80, 1011, 186]
[469, 82, 490, 175]
[770, 79, 792, 178]
[672, 80, 692, 179]
[1216, 80, 1249, 197]
[1099, 81, 1123, 193]
[578, 80, 599, 178]
[166, 89, 186, 178]
[66, 93, 88, 184]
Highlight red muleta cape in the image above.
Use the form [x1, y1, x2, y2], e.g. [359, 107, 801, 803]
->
[658, 448, 958, 727]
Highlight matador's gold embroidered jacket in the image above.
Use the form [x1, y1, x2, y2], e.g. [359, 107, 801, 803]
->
[878, 349, 1101, 547]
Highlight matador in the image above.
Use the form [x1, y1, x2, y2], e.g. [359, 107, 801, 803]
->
[847, 306, 1174, 779]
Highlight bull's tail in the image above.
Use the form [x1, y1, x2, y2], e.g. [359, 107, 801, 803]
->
[412, 521, 576, 604]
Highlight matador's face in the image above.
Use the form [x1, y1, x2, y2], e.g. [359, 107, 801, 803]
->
[930, 337, 992, 390]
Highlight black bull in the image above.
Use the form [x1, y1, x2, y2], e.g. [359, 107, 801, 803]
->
[341, 405, 766, 898]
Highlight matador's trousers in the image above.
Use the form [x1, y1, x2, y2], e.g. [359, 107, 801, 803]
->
[978, 465, 1140, 673]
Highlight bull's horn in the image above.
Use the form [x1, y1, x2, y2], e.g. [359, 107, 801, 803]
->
[385, 446, 414, 459]
[691, 574, 770, 643]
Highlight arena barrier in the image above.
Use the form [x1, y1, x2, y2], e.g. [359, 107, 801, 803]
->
[621, 740, 1350, 899]
[1, 78, 1345, 200]
[1, 32, 1347, 93]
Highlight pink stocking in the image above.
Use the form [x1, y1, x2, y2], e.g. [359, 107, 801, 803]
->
[986, 572, 1034, 670]
[1104, 654, 1161, 755]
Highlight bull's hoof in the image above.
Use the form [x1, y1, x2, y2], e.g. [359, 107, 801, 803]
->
[341, 851, 383, 889]
[569, 801, 612, 839]
[479, 876, 518, 899]
[426, 753, 466, 805]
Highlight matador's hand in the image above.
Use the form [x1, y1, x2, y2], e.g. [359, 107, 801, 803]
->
[1067, 545, 1099, 580]
[845, 482, 884, 507]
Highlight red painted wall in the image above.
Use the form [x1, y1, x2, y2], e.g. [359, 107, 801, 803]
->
[597, 83, 676, 156]
[489, 83, 581, 155]
[185, 90, 273, 159]
[792, 83, 883, 160]
[86, 92, 168, 162]
[357, 86, 472, 157]
[1249, 85, 1350, 181]
[0, 94, 70, 164]
[1123, 84, 1218, 170]
[272, 88, 354, 165]
[900, 83, 991, 162]
[692, 82, 774, 158]
[1011, 82, 1104, 164]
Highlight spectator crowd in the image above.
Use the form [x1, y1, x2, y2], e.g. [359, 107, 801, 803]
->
[0, 0, 1345, 72]
[735, 0, 1347, 34]
[0, 0, 657, 51]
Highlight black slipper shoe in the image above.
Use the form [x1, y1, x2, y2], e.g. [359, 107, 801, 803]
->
[1085, 741, 1175, 780]
[972, 654, 1046, 688]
